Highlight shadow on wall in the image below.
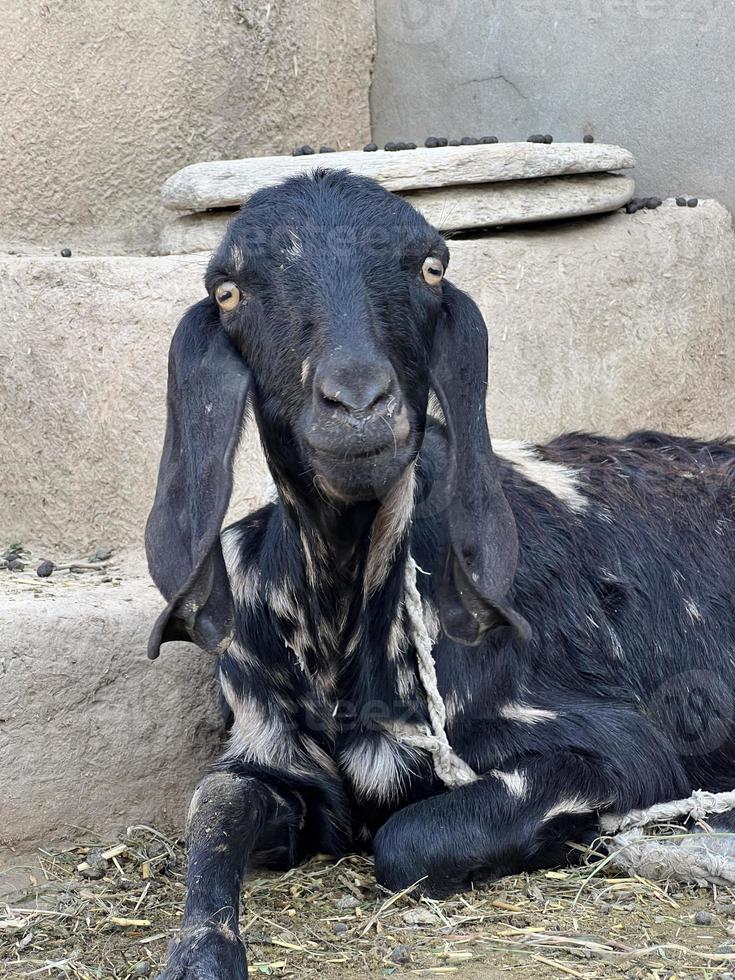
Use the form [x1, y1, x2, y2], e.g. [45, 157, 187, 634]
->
[370, 0, 735, 216]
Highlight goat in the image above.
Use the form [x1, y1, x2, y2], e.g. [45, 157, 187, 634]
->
[146, 168, 735, 978]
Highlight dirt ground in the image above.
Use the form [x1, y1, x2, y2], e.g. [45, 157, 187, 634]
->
[2, 827, 735, 980]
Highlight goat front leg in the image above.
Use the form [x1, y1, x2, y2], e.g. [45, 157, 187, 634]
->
[157, 770, 304, 980]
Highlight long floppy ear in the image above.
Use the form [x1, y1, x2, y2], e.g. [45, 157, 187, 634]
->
[430, 280, 531, 647]
[145, 298, 251, 660]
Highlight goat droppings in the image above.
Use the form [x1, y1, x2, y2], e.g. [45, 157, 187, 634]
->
[583, 134, 595, 143]
[688, 197, 699, 208]
[363, 143, 378, 152]
[37, 560, 55, 578]
[676, 196, 688, 206]
[60, 247, 72, 257]
[319, 145, 336, 153]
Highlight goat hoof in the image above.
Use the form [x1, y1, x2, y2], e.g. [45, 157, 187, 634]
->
[156, 923, 248, 979]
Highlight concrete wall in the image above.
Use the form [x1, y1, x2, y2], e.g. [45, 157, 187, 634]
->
[370, 0, 735, 215]
[1, 564, 223, 856]
[0, 0, 374, 256]
[3, 201, 733, 556]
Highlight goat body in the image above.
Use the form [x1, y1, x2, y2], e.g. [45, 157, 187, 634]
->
[145, 170, 735, 978]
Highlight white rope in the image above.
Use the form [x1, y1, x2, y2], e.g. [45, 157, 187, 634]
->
[600, 792, 735, 884]
[605, 826, 735, 885]
[402, 554, 479, 789]
[601, 789, 735, 835]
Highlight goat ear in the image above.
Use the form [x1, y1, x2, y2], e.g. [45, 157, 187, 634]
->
[430, 281, 531, 647]
[145, 298, 251, 660]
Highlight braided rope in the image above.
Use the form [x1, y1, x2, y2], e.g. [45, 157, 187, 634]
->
[601, 789, 735, 835]
[402, 554, 479, 788]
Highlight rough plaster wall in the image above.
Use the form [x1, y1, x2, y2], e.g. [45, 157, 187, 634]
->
[0, 0, 374, 256]
[2, 201, 734, 555]
[370, 0, 735, 215]
[0, 254, 272, 554]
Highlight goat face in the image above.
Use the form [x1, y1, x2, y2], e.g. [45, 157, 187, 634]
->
[206, 170, 447, 502]
[145, 169, 531, 660]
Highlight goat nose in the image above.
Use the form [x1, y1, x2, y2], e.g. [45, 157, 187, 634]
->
[317, 366, 394, 415]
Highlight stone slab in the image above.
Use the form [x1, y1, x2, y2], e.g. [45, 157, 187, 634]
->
[0, 554, 222, 856]
[403, 173, 635, 231]
[160, 173, 636, 253]
[160, 143, 636, 212]
[2, 200, 733, 555]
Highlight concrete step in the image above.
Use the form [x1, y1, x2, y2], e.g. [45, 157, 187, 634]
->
[2, 199, 734, 556]
[0, 552, 221, 857]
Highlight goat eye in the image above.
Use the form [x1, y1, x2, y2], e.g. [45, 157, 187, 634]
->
[215, 281, 241, 312]
[421, 256, 445, 286]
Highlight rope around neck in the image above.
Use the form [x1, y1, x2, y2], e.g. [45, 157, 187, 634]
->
[401, 554, 479, 788]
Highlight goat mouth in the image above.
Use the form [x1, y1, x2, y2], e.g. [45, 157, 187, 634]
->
[305, 435, 416, 502]
[310, 442, 396, 462]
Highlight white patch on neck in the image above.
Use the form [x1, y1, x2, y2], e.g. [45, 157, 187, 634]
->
[365, 462, 417, 595]
[494, 439, 588, 513]
[221, 526, 261, 609]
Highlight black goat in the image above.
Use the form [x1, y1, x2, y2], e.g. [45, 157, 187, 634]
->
[146, 169, 735, 978]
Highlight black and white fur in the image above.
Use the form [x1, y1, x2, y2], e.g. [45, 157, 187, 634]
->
[145, 170, 735, 978]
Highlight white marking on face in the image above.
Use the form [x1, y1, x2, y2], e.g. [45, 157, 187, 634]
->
[365, 462, 417, 595]
[285, 231, 303, 261]
[494, 439, 588, 513]
[300, 357, 311, 387]
[230, 244, 245, 272]
[499, 702, 558, 725]
[491, 768, 528, 799]
[543, 796, 594, 823]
